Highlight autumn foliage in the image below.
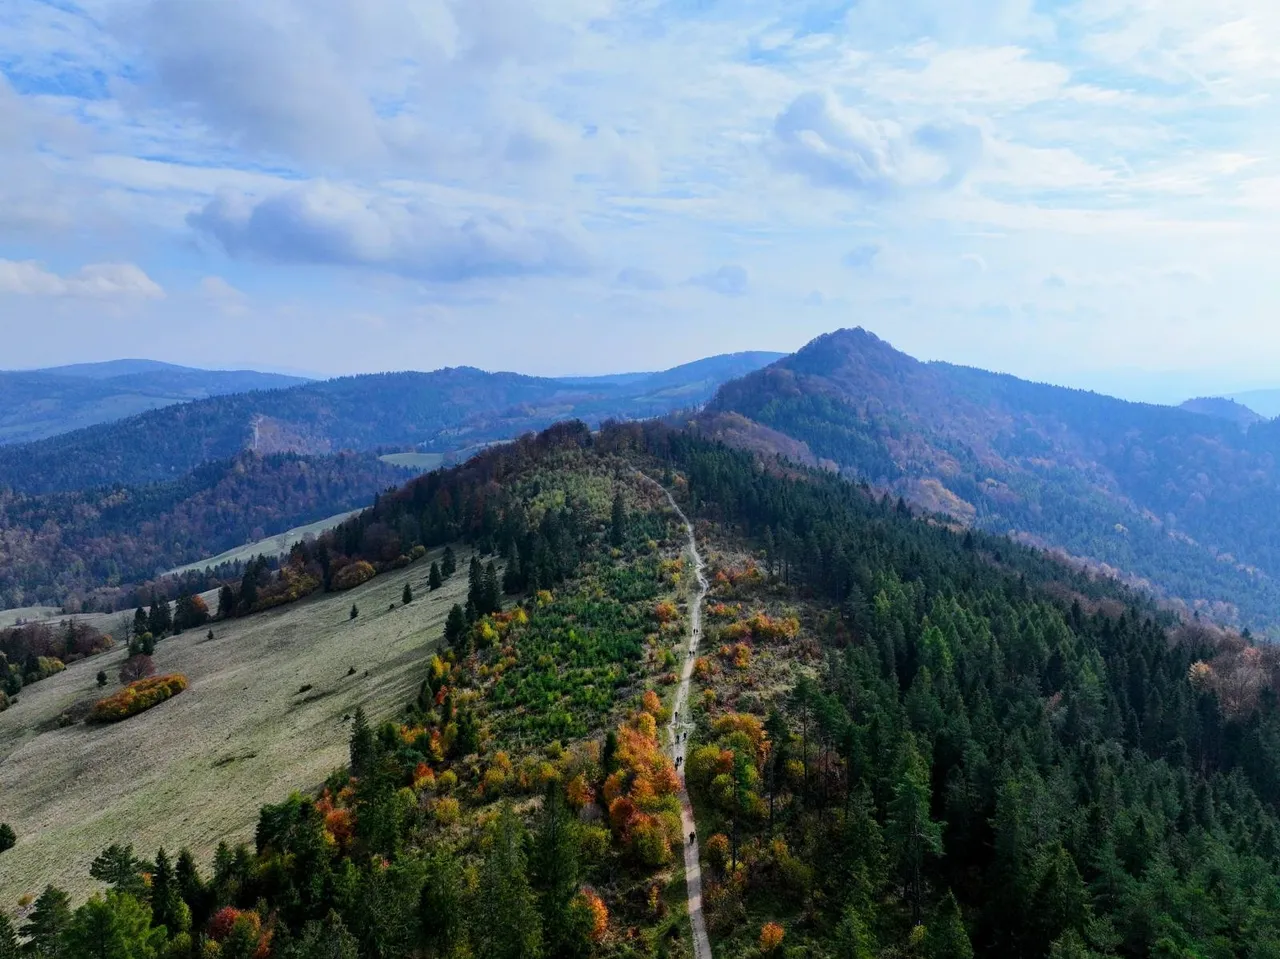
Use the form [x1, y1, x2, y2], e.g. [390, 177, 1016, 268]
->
[89, 673, 188, 722]
[332, 560, 377, 590]
[760, 921, 786, 953]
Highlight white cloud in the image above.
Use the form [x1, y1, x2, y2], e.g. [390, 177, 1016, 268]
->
[188, 180, 593, 281]
[0, 260, 165, 299]
[770, 91, 981, 195]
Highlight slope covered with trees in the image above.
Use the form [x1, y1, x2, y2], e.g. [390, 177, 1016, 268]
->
[0, 352, 780, 494]
[708, 328, 1280, 632]
[8, 420, 1280, 959]
[0, 452, 411, 610]
[0, 364, 307, 446]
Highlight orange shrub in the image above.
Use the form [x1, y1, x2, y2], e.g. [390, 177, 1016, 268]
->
[90, 674, 188, 722]
[654, 601, 679, 624]
[760, 922, 786, 953]
[332, 560, 376, 590]
[575, 889, 610, 942]
[566, 773, 595, 811]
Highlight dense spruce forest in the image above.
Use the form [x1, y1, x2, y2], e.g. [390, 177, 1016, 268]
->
[0, 452, 410, 611]
[8, 420, 1280, 959]
[708, 328, 1280, 632]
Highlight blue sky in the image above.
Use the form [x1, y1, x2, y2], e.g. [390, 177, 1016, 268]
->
[2, 0, 1279, 400]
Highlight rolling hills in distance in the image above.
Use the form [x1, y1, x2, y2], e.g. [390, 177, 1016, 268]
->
[0, 351, 784, 494]
[702, 328, 1280, 632]
[0, 360, 310, 446]
[8, 332, 1280, 635]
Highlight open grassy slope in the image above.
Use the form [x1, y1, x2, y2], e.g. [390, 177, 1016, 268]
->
[0, 548, 471, 907]
[163, 508, 365, 576]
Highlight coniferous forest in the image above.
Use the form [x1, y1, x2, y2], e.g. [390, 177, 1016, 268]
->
[7, 421, 1280, 958]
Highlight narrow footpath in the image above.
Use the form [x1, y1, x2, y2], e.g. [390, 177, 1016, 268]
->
[641, 473, 713, 959]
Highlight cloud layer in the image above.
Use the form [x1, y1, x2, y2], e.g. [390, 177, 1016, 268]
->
[2, 0, 1280, 390]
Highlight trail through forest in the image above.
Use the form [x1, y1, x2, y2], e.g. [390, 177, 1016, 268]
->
[642, 473, 712, 959]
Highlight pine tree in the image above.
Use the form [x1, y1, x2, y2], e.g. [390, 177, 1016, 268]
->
[441, 546, 456, 578]
[62, 891, 165, 959]
[218, 585, 236, 619]
[350, 604, 359, 621]
[419, 852, 465, 957]
[97, 670, 108, 688]
[175, 847, 210, 931]
[403, 582, 414, 605]
[483, 561, 502, 615]
[0, 823, 13, 853]
[444, 604, 469, 655]
[428, 562, 442, 591]
[0, 913, 17, 959]
[610, 491, 627, 547]
[20, 885, 72, 957]
[476, 805, 543, 959]
[529, 785, 580, 954]
[147, 595, 171, 637]
[467, 555, 483, 609]
[150, 847, 190, 938]
[886, 734, 943, 926]
[89, 845, 147, 899]
[926, 891, 974, 959]
[349, 707, 375, 777]
[132, 607, 148, 639]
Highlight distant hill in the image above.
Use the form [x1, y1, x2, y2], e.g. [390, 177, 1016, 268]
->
[0, 451, 412, 610]
[36, 358, 204, 379]
[0, 364, 310, 445]
[0, 353, 779, 493]
[707, 327, 1280, 631]
[1179, 396, 1264, 428]
[1227, 388, 1280, 419]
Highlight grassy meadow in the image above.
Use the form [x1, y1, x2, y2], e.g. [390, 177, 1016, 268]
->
[0, 549, 469, 907]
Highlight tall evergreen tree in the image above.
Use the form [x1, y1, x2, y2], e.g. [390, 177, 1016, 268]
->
[476, 805, 543, 959]
[428, 562, 442, 591]
[0, 913, 17, 959]
[610, 491, 627, 547]
[349, 707, 375, 777]
[20, 885, 72, 958]
[529, 786, 580, 954]
[441, 546, 456, 579]
[419, 852, 465, 957]
[444, 604, 469, 655]
[218, 585, 236, 619]
[61, 892, 165, 959]
[886, 734, 943, 926]
[403, 582, 414, 605]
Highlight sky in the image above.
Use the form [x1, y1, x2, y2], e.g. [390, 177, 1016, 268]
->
[2, 0, 1280, 401]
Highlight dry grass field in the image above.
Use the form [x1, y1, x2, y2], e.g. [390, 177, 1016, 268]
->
[0, 549, 471, 907]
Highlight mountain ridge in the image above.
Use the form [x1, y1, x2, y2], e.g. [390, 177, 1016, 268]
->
[706, 327, 1280, 631]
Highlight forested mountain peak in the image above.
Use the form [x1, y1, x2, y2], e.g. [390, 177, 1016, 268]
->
[708, 329, 1280, 633]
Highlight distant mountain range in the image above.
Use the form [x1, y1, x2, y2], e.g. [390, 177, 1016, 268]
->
[0, 351, 783, 494]
[1226, 389, 1280, 419]
[704, 328, 1280, 631]
[0, 361, 310, 446]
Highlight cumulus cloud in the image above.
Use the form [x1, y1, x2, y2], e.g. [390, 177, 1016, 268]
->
[187, 181, 593, 281]
[688, 265, 748, 297]
[0, 260, 165, 299]
[771, 91, 982, 195]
